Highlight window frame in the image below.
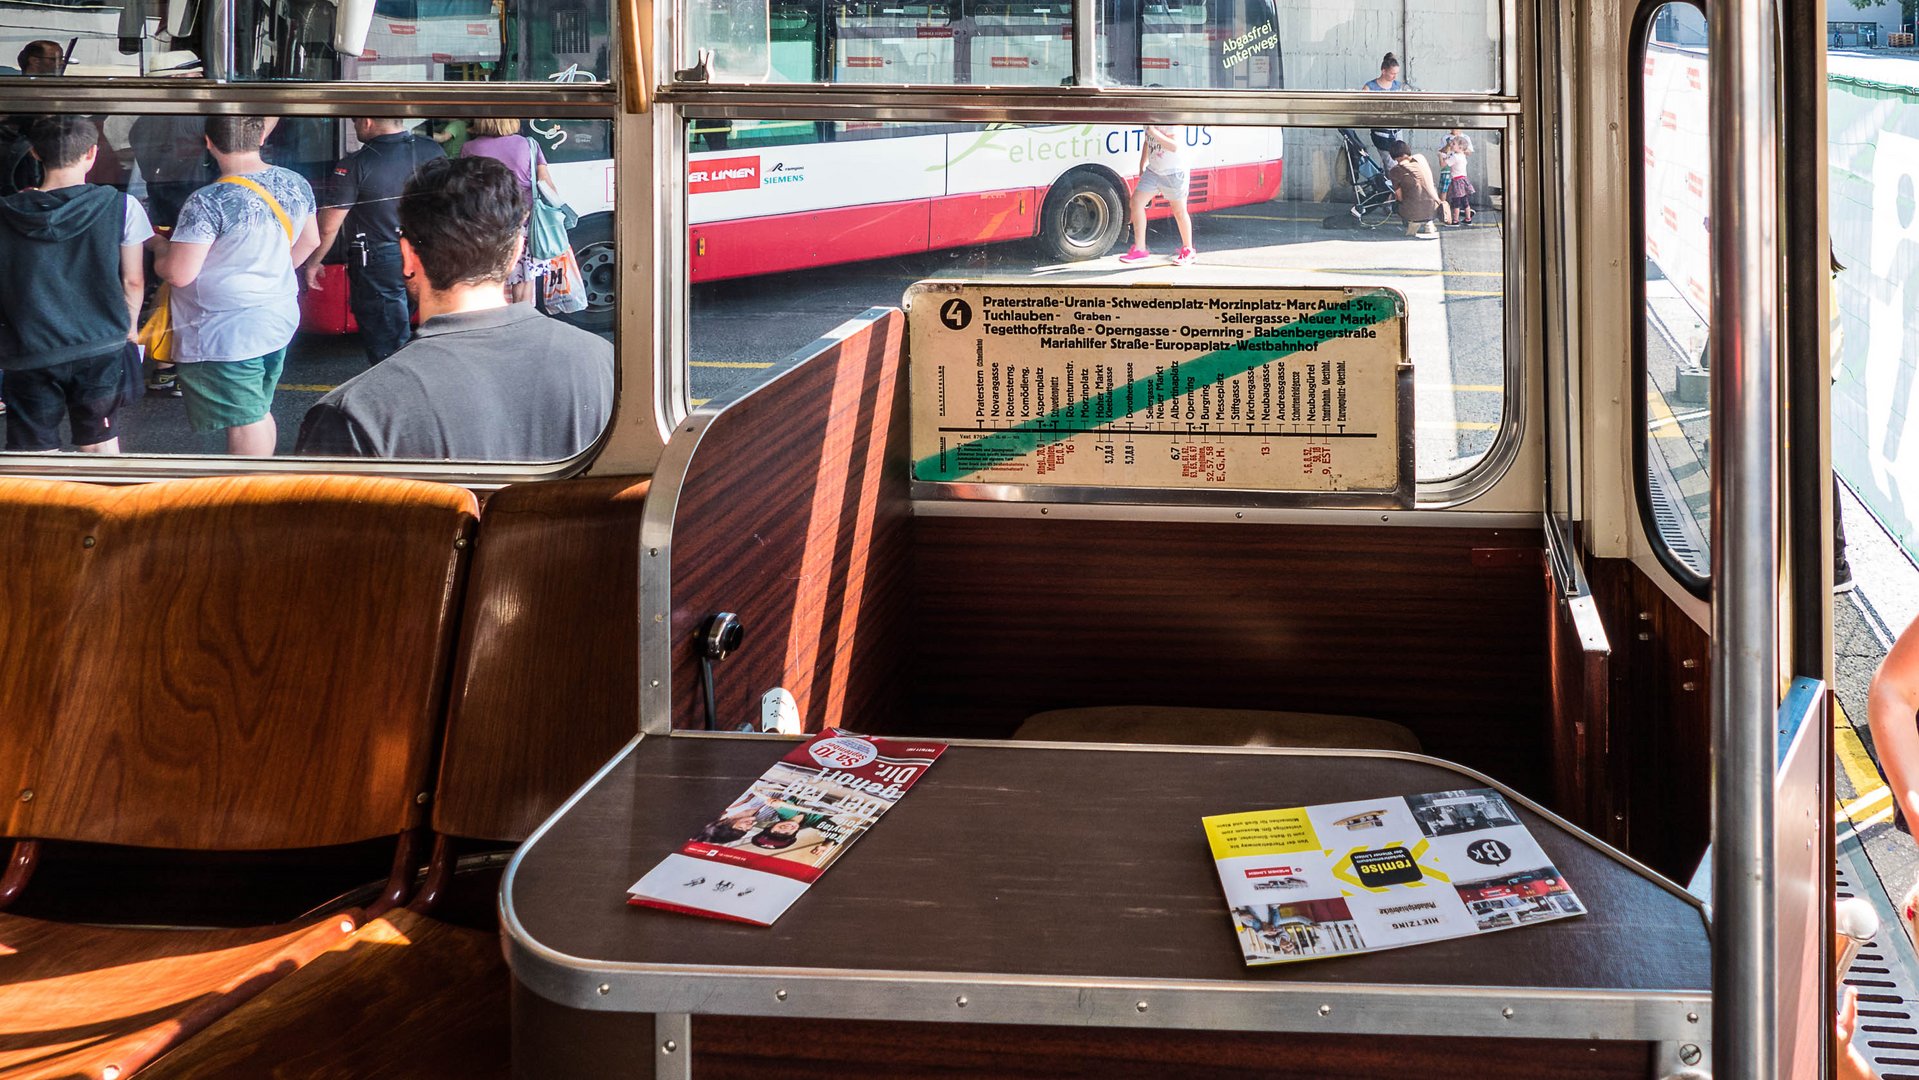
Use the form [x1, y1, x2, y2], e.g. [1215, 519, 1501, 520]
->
[0, 72, 624, 482]
[1628, 0, 1713, 596]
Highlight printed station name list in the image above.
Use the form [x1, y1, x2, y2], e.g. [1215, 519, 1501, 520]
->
[965, 293, 1372, 429]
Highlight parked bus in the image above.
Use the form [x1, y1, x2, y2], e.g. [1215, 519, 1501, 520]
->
[688, 121, 1283, 279]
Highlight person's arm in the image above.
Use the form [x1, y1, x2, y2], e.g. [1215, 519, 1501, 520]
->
[1870, 617, 1919, 831]
[120, 244, 143, 339]
[290, 213, 321, 269]
[302, 206, 348, 290]
[295, 398, 371, 457]
[147, 233, 210, 287]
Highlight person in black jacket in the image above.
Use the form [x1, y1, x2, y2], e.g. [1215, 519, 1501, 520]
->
[0, 116, 151, 452]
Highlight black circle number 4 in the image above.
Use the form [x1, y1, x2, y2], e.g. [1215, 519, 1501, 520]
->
[940, 299, 973, 331]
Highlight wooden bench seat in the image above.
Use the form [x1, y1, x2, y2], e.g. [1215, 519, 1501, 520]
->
[1011, 706, 1423, 752]
[133, 476, 650, 1080]
[0, 475, 477, 1080]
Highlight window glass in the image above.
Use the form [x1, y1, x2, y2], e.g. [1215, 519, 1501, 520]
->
[0, 113, 615, 462]
[0, 3, 197, 76]
[680, 0, 1499, 92]
[1637, 2, 1710, 579]
[686, 120, 1506, 480]
[236, 0, 613, 81]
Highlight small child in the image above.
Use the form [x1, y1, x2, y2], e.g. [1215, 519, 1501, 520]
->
[1441, 135, 1475, 226]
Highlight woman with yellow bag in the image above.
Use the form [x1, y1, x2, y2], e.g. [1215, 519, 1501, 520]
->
[146, 116, 319, 456]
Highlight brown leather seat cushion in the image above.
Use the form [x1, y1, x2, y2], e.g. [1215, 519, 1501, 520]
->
[140, 909, 507, 1080]
[1011, 706, 1423, 753]
[0, 911, 358, 1080]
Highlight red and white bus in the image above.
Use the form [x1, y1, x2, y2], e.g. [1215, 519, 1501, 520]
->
[687, 121, 1284, 282]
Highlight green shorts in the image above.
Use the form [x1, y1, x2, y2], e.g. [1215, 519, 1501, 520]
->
[176, 349, 286, 433]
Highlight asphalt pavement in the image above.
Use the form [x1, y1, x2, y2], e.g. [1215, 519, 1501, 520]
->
[689, 195, 1507, 480]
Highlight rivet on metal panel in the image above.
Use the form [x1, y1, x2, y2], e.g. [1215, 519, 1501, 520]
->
[1638, 632, 1651, 641]
[82, 536, 95, 549]
[597, 983, 611, 996]
[1681, 658, 1698, 669]
[651, 679, 661, 687]
[775, 988, 788, 1001]
[955, 996, 968, 1008]
[17, 789, 30, 803]
[1235, 511, 1244, 519]
[1686, 1011, 1699, 1024]
[1501, 1007, 1514, 1019]
[415, 792, 430, 805]
[1135, 1000, 1148, 1013]
[1040, 507, 1050, 515]
[649, 548, 660, 557]
[1682, 682, 1698, 692]
[655, 614, 664, 623]
[661, 1040, 678, 1054]
[1679, 1044, 1702, 1066]
[1638, 611, 1652, 621]
[454, 537, 468, 550]
[1317, 1004, 1331, 1017]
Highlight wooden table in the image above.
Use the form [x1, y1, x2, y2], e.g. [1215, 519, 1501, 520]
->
[503, 733, 1712, 1079]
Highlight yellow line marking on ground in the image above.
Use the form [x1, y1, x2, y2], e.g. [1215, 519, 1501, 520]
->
[690, 398, 710, 407]
[1844, 787, 1892, 818]
[1838, 701, 1888, 799]
[690, 360, 775, 369]
[277, 383, 335, 392]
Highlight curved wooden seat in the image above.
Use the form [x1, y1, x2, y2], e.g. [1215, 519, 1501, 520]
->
[1010, 705, 1423, 753]
[140, 909, 507, 1080]
[0, 912, 360, 1080]
[0, 475, 478, 1079]
[133, 475, 651, 1079]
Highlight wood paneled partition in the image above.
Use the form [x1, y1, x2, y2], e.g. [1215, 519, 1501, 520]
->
[907, 517, 1552, 787]
[663, 310, 914, 733]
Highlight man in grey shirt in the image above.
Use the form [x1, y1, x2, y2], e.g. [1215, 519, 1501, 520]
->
[295, 155, 612, 461]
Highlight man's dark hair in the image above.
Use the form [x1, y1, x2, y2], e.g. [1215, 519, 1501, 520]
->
[398, 155, 527, 291]
[17, 40, 59, 71]
[28, 115, 98, 171]
[1389, 139, 1413, 159]
[204, 115, 267, 155]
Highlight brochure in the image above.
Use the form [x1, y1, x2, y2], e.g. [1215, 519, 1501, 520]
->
[627, 729, 946, 925]
[1203, 787, 1585, 965]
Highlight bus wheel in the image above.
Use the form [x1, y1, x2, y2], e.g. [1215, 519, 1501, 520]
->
[561, 214, 616, 333]
[1040, 174, 1124, 261]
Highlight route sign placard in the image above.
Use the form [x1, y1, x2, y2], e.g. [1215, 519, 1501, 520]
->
[906, 281, 1411, 500]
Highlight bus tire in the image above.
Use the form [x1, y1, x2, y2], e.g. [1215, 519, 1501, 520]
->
[561, 213, 616, 333]
[1039, 173, 1125, 261]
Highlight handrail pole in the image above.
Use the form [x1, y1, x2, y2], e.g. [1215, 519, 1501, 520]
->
[1708, 0, 1781, 1065]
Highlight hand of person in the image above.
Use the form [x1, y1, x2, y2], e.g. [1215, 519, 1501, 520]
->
[301, 263, 324, 292]
[1840, 987, 1881, 1080]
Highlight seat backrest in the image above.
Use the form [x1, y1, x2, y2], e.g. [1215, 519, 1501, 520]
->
[4, 475, 477, 851]
[433, 476, 650, 843]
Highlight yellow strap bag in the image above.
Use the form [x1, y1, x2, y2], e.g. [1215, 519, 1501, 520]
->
[136, 176, 294, 365]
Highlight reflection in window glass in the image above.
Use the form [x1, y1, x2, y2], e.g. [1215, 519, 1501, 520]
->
[0, 4, 198, 76]
[0, 113, 615, 461]
[682, 0, 1496, 91]
[237, 0, 613, 82]
[685, 121, 1506, 480]
[1639, 2, 1710, 577]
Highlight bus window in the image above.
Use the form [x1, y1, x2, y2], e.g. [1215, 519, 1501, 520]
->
[1634, 1, 1711, 585]
[683, 120, 1510, 483]
[229, 0, 614, 82]
[0, 0, 199, 76]
[681, 0, 1496, 91]
[0, 112, 616, 464]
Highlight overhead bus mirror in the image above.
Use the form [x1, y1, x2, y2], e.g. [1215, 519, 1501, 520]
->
[332, 0, 376, 57]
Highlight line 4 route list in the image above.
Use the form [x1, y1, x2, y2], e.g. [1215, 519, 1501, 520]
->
[907, 282, 1409, 493]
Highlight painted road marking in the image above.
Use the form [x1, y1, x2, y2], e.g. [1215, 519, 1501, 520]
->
[277, 383, 335, 392]
[691, 360, 775, 369]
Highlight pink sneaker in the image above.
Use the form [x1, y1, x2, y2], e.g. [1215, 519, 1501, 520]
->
[1118, 247, 1151, 263]
[1172, 247, 1196, 265]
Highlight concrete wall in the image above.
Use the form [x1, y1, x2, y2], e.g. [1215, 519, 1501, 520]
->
[1272, 0, 1500, 92]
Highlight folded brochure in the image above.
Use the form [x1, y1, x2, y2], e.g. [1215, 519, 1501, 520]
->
[1205, 787, 1585, 965]
[628, 729, 946, 925]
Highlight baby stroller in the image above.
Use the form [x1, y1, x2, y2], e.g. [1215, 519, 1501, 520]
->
[1337, 128, 1398, 229]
